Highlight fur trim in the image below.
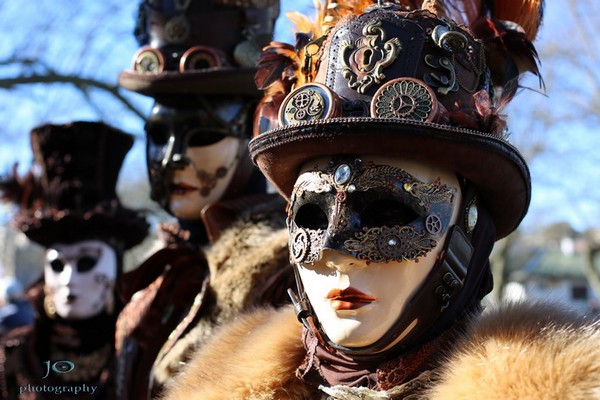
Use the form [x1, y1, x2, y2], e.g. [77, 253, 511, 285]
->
[152, 197, 294, 388]
[160, 306, 317, 400]
[206, 197, 290, 316]
[428, 301, 600, 399]
[161, 301, 600, 400]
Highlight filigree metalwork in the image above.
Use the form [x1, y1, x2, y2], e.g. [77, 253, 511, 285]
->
[432, 24, 468, 53]
[424, 55, 458, 95]
[402, 178, 454, 210]
[290, 227, 325, 264]
[372, 78, 435, 121]
[341, 19, 402, 94]
[345, 225, 438, 263]
[289, 160, 456, 264]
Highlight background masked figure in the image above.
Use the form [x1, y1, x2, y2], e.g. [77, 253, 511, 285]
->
[114, 1, 294, 398]
[0, 122, 148, 399]
[162, 1, 600, 399]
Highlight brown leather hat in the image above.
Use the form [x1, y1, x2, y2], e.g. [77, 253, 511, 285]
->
[118, 0, 279, 96]
[249, 1, 543, 239]
[1, 122, 149, 250]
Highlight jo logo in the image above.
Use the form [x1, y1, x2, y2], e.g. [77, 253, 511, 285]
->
[42, 360, 75, 379]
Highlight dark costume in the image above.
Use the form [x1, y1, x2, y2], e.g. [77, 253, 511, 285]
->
[0, 122, 148, 399]
[114, 1, 294, 398]
[162, 1, 600, 399]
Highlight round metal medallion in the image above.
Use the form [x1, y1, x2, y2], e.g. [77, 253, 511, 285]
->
[279, 83, 340, 126]
[132, 46, 164, 73]
[371, 78, 437, 122]
[180, 46, 222, 71]
[376, 227, 404, 261]
[165, 16, 191, 44]
[234, 40, 261, 68]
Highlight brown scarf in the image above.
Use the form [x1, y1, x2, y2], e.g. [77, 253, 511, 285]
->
[296, 323, 460, 392]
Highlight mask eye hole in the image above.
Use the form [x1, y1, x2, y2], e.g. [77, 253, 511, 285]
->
[76, 256, 98, 273]
[146, 123, 170, 146]
[294, 203, 329, 230]
[50, 258, 64, 273]
[361, 199, 418, 228]
[187, 129, 226, 147]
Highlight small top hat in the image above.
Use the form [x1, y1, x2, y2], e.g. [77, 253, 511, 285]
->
[118, 0, 280, 96]
[249, 0, 543, 239]
[1, 121, 149, 249]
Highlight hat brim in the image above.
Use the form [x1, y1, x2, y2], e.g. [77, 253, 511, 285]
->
[15, 209, 149, 250]
[249, 118, 530, 239]
[118, 68, 260, 96]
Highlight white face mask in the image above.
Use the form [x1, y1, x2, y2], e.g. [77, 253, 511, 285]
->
[168, 136, 242, 220]
[294, 156, 461, 348]
[44, 240, 117, 320]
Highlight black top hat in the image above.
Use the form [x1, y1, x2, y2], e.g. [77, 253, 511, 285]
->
[118, 0, 280, 96]
[249, 0, 544, 239]
[1, 121, 149, 249]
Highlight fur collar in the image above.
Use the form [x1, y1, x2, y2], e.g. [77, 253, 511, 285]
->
[153, 196, 295, 389]
[427, 301, 600, 399]
[161, 302, 600, 399]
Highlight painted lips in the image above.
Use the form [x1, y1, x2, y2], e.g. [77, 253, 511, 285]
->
[326, 287, 378, 310]
[170, 182, 198, 194]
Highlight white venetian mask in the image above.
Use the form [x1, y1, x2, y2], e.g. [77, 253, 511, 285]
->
[291, 155, 462, 349]
[44, 240, 117, 320]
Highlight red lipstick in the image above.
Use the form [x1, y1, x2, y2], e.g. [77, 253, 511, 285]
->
[326, 287, 378, 310]
[170, 182, 198, 194]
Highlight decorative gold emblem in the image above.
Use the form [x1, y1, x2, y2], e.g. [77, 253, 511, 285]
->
[371, 78, 437, 121]
[431, 24, 468, 53]
[132, 46, 164, 73]
[340, 19, 402, 94]
[279, 83, 340, 126]
[165, 15, 191, 44]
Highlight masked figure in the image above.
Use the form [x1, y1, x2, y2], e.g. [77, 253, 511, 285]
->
[162, 1, 600, 399]
[114, 1, 295, 398]
[0, 122, 148, 400]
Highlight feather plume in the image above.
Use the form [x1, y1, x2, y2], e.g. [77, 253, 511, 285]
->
[0, 163, 40, 210]
[487, 0, 544, 41]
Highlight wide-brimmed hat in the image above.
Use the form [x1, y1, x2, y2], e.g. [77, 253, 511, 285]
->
[118, 0, 280, 96]
[1, 122, 149, 249]
[249, 0, 543, 239]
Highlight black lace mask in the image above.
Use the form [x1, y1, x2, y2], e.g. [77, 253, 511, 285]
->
[288, 157, 457, 264]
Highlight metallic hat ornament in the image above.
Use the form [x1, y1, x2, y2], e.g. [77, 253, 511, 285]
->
[250, 0, 544, 239]
[119, 0, 280, 96]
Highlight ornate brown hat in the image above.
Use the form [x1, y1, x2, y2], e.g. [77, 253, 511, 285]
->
[249, 0, 543, 239]
[0, 122, 149, 249]
[118, 0, 280, 96]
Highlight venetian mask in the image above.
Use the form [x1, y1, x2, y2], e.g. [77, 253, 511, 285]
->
[289, 155, 461, 349]
[145, 97, 249, 218]
[44, 240, 117, 320]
